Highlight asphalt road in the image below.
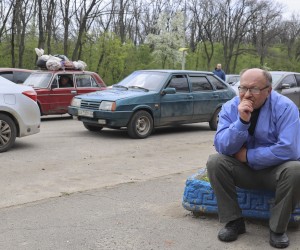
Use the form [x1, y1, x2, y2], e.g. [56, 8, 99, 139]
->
[1, 115, 215, 208]
[1, 116, 300, 249]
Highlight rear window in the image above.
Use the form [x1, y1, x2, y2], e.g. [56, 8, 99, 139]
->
[24, 73, 52, 88]
[207, 75, 227, 90]
[190, 76, 213, 91]
[295, 74, 300, 86]
[75, 74, 98, 87]
[0, 72, 13, 82]
[14, 71, 31, 84]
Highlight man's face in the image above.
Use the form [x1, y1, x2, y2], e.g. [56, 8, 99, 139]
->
[61, 77, 68, 84]
[217, 64, 221, 69]
[239, 69, 271, 110]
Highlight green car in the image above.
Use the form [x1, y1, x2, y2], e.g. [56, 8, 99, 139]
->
[68, 70, 236, 139]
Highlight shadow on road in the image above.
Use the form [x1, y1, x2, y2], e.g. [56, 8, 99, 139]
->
[41, 114, 73, 122]
[81, 123, 213, 140]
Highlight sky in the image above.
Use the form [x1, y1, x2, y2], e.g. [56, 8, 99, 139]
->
[276, 0, 300, 19]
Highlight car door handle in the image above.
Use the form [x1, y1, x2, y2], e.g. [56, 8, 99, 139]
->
[186, 95, 193, 99]
[71, 90, 77, 95]
[212, 94, 219, 98]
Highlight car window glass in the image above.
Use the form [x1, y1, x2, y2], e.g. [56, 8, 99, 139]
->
[167, 75, 189, 92]
[281, 75, 296, 88]
[51, 77, 58, 88]
[190, 76, 213, 91]
[75, 74, 94, 87]
[23, 73, 52, 88]
[270, 73, 283, 85]
[0, 72, 13, 82]
[207, 75, 227, 90]
[58, 74, 73, 88]
[14, 71, 31, 84]
[294, 74, 300, 87]
[233, 76, 240, 82]
[91, 77, 98, 87]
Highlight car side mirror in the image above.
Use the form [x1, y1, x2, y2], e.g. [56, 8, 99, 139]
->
[281, 83, 290, 89]
[161, 87, 176, 95]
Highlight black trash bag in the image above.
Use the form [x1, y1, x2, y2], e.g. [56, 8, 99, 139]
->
[53, 54, 69, 61]
[36, 58, 47, 69]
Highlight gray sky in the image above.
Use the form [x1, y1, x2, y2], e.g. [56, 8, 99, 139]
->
[276, 0, 300, 19]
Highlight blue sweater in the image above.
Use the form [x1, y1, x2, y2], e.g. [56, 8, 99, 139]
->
[213, 69, 226, 81]
[214, 91, 300, 170]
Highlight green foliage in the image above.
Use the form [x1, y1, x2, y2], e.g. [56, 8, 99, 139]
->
[0, 42, 13, 67]
[2, 25, 300, 83]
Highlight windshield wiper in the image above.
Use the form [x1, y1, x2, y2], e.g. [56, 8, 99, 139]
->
[112, 84, 128, 90]
[128, 86, 149, 92]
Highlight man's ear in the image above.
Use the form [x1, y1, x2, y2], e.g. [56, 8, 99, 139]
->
[268, 87, 272, 94]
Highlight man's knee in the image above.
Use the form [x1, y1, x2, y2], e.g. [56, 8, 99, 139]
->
[207, 153, 225, 174]
[279, 162, 300, 187]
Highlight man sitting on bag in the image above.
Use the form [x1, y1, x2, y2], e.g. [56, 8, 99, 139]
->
[206, 68, 300, 248]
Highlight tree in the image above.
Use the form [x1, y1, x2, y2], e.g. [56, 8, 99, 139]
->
[72, 0, 103, 61]
[10, 0, 34, 67]
[0, 0, 14, 41]
[189, 0, 219, 70]
[146, 11, 185, 69]
[216, 0, 263, 73]
[281, 14, 300, 60]
[251, 0, 283, 66]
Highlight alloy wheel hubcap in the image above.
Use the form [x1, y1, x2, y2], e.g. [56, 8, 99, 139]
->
[0, 120, 11, 146]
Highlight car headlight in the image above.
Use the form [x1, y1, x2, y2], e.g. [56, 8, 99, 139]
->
[71, 98, 81, 107]
[99, 101, 116, 111]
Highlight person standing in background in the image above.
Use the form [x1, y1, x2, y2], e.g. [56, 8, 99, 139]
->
[213, 63, 226, 81]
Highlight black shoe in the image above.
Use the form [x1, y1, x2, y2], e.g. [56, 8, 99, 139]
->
[218, 218, 246, 242]
[269, 230, 289, 248]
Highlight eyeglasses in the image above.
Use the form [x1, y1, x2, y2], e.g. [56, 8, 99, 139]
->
[238, 85, 269, 95]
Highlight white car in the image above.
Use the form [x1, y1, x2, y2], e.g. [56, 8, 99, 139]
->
[0, 76, 40, 152]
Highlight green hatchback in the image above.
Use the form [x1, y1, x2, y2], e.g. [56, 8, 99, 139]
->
[68, 70, 236, 139]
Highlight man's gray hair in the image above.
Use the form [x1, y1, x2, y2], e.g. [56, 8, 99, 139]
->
[262, 70, 272, 86]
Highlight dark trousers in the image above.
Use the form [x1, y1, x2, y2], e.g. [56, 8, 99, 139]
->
[206, 153, 300, 233]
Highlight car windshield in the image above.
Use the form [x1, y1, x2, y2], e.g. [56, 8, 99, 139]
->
[114, 71, 169, 91]
[270, 73, 285, 85]
[23, 73, 52, 88]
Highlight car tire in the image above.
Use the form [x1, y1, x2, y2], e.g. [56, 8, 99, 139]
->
[127, 110, 153, 139]
[0, 114, 17, 153]
[83, 123, 103, 132]
[209, 108, 221, 131]
[37, 102, 43, 116]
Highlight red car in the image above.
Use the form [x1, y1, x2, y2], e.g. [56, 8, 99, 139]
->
[23, 70, 106, 115]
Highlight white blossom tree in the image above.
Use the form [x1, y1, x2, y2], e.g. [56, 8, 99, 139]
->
[146, 11, 185, 69]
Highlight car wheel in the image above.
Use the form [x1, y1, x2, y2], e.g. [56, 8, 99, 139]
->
[209, 108, 221, 131]
[0, 114, 17, 153]
[127, 110, 153, 139]
[83, 123, 103, 132]
[37, 102, 44, 116]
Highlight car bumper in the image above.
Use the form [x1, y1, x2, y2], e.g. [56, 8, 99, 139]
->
[68, 106, 132, 127]
[3, 101, 41, 137]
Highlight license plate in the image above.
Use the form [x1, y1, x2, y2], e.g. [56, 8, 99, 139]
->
[78, 109, 93, 118]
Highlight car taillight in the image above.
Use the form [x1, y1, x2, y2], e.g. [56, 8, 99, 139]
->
[22, 90, 37, 102]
